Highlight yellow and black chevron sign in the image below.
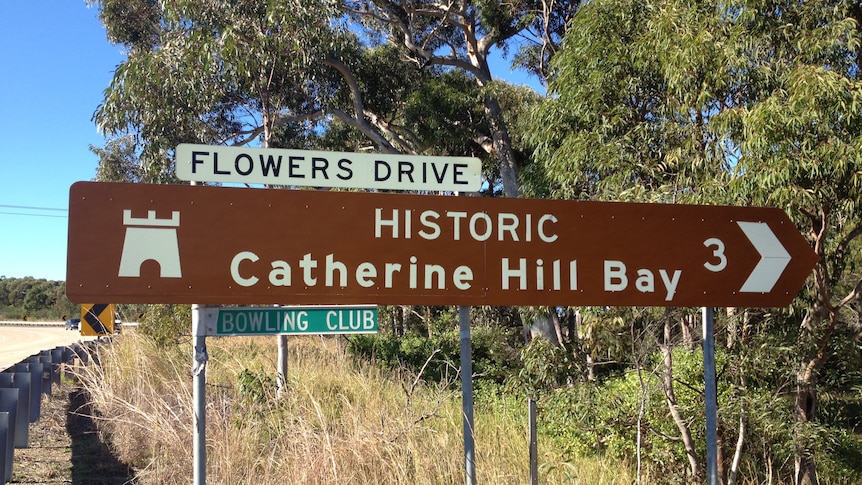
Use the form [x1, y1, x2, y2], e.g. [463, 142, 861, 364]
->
[81, 304, 115, 336]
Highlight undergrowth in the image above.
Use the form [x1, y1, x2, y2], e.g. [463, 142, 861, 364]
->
[75, 332, 636, 484]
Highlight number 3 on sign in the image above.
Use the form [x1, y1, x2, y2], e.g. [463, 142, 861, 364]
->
[703, 238, 727, 272]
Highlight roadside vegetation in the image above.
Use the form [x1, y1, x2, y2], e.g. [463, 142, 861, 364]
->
[77, 328, 635, 484]
[0, 276, 77, 321]
[73, 302, 862, 484]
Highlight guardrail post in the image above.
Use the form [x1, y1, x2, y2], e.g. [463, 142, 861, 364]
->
[69, 343, 88, 366]
[85, 342, 100, 366]
[0, 387, 19, 483]
[50, 348, 63, 387]
[33, 353, 53, 397]
[0, 374, 28, 448]
[0, 412, 8, 485]
[61, 345, 74, 364]
[12, 364, 40, 422]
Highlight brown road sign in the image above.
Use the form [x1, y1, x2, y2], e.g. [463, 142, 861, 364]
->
[66, 181, 818, 307]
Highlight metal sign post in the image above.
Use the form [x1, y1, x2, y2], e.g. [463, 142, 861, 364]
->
[703, 307, 718, 485]
[459, 305, 476, 485]
[191, 304, 207, 485]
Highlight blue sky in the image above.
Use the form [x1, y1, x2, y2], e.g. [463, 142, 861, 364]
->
[0, 1, 542, 282]
[0, 1, 125, 281]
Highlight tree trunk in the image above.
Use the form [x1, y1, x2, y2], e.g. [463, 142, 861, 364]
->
[263, 105, 290, 397]
[661, 312, 701, 480]
[400, 304, 410, 335]
[794, 374, 819, 485]
[425, 306, 433, 338]
[484, 95, 521, 197]
[681, 313, 697, 349]
[727, 371, 746, 485]
[717, 424, 726, 484]
[392, 305, 404, 336]
[466, 23, 520, 199]
[793, 300, 834, 485]
[549, 307, 565, 347]
[567, 308, 578, 345]
[726, 307, 737, 349]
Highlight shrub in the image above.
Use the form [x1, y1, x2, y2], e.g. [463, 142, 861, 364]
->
[347, 325, 522, 386]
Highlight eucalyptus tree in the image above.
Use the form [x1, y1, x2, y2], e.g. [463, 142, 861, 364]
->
[529, 0, 862, 483]
[527, 0, 734, 203]
[529, 1, 738, 479]
[90, 135, 143, 183]
[92, 0, 346, 175]
[342, 0, 579, 197]
[91, 0, 536, 177]
[93, 0, 352, 395]
[719, 3, 862, 484]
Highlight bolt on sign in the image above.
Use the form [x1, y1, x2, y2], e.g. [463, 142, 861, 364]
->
[175, 144, 482, 192]
[80, 303, 114, 336]
[196, 305, 378, 336]
[66, 182, 818, 308]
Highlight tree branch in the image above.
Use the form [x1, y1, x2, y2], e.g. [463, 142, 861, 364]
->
[832, 223, 862, 283]
[836, 277, 862, 310]
[324, 56, 399, 153]
[226, 110, 326, 147]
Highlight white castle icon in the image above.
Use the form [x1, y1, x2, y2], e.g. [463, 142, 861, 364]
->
[118, 210, 183, 278]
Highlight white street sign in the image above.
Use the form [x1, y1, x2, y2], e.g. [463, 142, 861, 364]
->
[175, 143, 482, 192]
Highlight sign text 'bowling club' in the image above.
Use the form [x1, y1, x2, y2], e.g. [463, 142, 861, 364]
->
[66, 182, 818, 307]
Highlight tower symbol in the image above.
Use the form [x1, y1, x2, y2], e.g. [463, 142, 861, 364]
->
[118, 210, 182, 278]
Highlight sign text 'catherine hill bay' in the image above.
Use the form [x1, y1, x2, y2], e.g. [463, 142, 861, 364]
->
[175, 143, 483, 192]
[66, 182, 817, 308]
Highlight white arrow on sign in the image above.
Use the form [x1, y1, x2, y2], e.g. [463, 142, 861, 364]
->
[737, 221, 792, 293]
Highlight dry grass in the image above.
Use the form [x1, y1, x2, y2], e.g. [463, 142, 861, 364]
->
[76, 333, 636, 484]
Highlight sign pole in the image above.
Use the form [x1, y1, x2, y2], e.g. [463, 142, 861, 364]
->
[191, 175, 207, 485]
[459, 305, 476, 485]
[191, 304, 208, 485]
[529, 398, 538, 485]
[277, 335, 287, 397]
[703, 307, 718, 485]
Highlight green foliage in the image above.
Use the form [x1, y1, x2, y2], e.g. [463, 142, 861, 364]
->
[526, 0, 862, 481]
[518, 337, 581, 396]
[347, 333, 457, 383]
[237, 368, 277, 406]
[0, 276, 77, 320]
[95, 0, 161, 48]
[91, 134, 142, 183]
[526, 0, 733, 203]
[535, 350, 711, 481]
[137, 304, 191, 347]
[93, 0, 344, 171]
[347, 325, 522, 387]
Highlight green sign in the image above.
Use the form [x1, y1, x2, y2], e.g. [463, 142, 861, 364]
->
[201, 305, 378, 336]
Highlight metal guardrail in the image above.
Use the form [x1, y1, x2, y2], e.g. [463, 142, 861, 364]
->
[0, 321, 138, 328]
[0, 321, 65, 327]
[0, 339, 103, 483]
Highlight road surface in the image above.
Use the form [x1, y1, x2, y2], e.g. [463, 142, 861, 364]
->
[0, 323, 96, 370]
